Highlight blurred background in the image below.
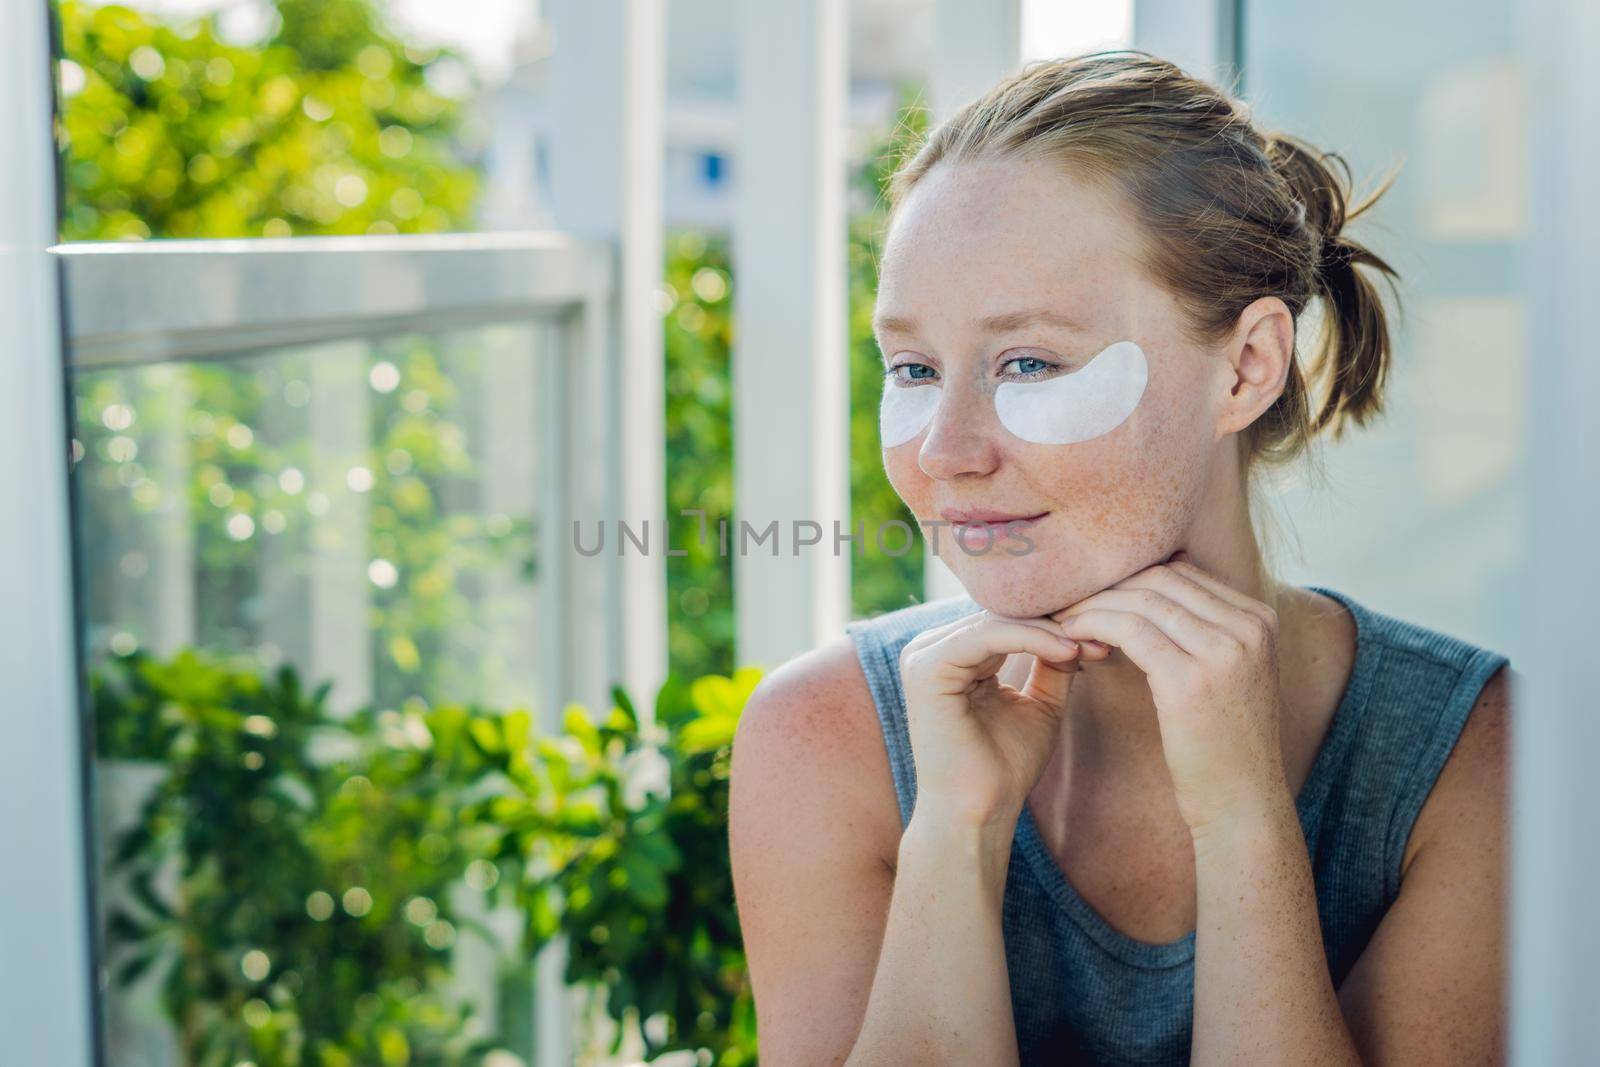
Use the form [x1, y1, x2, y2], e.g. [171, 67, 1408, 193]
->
[3, 0, 1593, 1064]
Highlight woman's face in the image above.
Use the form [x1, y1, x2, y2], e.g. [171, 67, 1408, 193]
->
[874, 156, 1229, 619]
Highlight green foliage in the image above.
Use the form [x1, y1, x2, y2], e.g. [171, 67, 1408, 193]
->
[662, 233, 736, 681]
[55, 0, 480, 240]
[471, 670, 760, 1065]
[96, 648, 763, 1065]
[93, 649, 504, 1065]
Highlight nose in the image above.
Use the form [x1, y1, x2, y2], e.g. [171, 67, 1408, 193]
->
[917, 382, 1002, 481]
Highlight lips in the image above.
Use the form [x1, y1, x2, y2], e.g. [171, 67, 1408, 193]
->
[940, 509, 1048, 551]
[939, 507, 1049, 527]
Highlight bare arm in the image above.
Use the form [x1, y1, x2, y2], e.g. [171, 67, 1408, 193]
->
[1334, 664, 1512, 1064]
[731, 615, 1081, 1065]
[729, 637, 902, 1065]
[1187, 665, 1512, 1065]
[1188, 786, 1363, 1066]
[847, 803, 1020, 1066]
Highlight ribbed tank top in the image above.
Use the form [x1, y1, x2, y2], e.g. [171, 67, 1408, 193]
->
[844, 584, 1509, 1066]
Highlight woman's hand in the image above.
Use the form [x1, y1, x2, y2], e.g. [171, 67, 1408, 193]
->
[1050, 552, 1291, 835]
[899, 609, 1087, 830]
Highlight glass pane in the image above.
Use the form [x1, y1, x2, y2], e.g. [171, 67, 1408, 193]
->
[72, 321, 555, 1065]
[1242, 0, 1527, 660]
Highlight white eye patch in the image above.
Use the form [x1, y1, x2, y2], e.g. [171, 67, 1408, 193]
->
[994, 340, 1148, 444]
[879, 378, 943, 448]
[877, 340, 1148, 448]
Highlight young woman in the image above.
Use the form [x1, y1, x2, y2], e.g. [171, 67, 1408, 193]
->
[728, 51, 1512, 1066]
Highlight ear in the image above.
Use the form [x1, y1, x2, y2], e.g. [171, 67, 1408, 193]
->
[1214, 296, 1294, 438]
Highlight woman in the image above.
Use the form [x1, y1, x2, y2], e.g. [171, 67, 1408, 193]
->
[728, 51, 1512, 1066]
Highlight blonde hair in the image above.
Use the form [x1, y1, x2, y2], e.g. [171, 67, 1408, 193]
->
[886, 50, 1402, 474]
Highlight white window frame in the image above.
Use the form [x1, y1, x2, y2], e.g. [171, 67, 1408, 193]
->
[53, 231, 618, 723]
[1, 0, 97, 1062]
[43, 231, 622, 1067]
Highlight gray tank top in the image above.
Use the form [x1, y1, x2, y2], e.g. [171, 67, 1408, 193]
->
[844, 584, 1509, 1066]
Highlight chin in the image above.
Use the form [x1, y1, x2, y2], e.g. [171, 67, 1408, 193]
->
[941, 551, 1089, 620]
[942, 531, 1169, 619]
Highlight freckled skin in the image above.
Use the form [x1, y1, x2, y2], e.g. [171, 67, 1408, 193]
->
[876, 157, 1226, 619]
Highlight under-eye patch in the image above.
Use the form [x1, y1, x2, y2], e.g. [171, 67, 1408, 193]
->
[878, 376, 943, 448]
[994, 340, 1147, 444]
[877, 340, 1148, 448]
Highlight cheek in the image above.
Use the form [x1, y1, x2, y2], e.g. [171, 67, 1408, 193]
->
[1027, 398, 1210, 556]
[882, 443, 931, 511]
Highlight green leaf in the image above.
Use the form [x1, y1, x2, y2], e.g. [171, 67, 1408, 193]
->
[619, 846, 669, 910]
[501, 709, 531, 755]
[111, 948, 163, 988]
[468, 716, 504, 756]
[690, 668, 762, 720]
[528, 888, 559, 943]
[562, 704, 600, 755]
[106, 908, 154, 943]
[678, 714, 737, 753]
[633, 831, 681, 873]
[127, 869, 173, 921]
[609, 684, 637, 728]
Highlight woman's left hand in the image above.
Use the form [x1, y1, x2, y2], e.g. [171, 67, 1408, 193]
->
[1050, 552, 1291, 835]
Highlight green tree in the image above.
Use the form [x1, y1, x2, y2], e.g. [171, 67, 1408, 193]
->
[56, 0, 480, 240]
[61, 1, 525, 713]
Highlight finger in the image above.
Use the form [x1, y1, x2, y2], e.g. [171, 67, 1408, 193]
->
[902, 607, 987, 657]
[1020, 650, 1078, 711]
[1053, 558, 1273, 643]
[922, 618, 1081, 693]
[1053, 588, 1228, 657]
[907, 605, 1073, 653]
[1054, 607, 1191, 678]
[1099, 567, 1248, 640]
[908, 610, 1072, 670]
[1165, 558, 1278, 630]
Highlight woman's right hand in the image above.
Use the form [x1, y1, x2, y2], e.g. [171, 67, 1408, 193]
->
[898, 609, 1089, 830]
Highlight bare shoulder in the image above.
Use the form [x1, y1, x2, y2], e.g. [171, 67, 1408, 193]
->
[730, 633, 904, 873]
[733, 636, 893, 788]
[1401, 660, 1514, 876]
[728, 634, 906, 1063]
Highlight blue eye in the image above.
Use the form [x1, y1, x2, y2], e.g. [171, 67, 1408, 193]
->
[886, 363, 937, 383]
[1002, 354, 1056, 379]
[885, 355, 1060, 383]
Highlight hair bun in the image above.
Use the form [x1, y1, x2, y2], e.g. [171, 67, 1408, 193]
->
[1318, 234, 1356, 274]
